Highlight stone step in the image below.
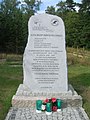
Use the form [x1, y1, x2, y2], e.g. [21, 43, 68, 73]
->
[12, 84, 82, 108]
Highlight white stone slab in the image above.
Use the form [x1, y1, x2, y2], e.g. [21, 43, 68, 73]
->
[23, 14, 68, 93]
[12, 84, 82, 108]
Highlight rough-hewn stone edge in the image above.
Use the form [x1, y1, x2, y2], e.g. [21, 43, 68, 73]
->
[12, 95, 82, 108]
[12, 84, 82, 108]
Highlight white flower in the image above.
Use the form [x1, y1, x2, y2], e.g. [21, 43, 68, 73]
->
[41, 105, 46, 110]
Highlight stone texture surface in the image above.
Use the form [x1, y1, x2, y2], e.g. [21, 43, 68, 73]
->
[12, 84, 82, 108]
[23, 14, 68, 93]
[15, 84, 74, 97]
[5, 106, 89, 120]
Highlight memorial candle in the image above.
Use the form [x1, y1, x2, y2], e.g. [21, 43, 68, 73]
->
[46, 102, 52, 115]
[36, 100, 42, 113]
[57, 99, 62, 111]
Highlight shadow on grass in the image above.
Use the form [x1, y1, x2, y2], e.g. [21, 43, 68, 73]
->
[69, 73, 90, 93]
[69, 73, 90, 118]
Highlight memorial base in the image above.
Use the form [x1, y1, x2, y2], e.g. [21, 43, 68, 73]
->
[12, 84, 82, 108]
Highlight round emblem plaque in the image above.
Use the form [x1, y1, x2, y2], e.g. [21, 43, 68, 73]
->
[51, 18, 59, 26]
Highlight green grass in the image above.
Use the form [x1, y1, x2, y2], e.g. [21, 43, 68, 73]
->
[0, 63, 22, 120]
[68, 65, 90, 118]
[0, 48, 90, 119]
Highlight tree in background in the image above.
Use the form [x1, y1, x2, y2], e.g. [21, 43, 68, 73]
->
[45, 0, 90, 49]
[0, 0, 90, 54]
[65, 12, 82, 47]
[78, 0, 90, 48]
[45, 6, 56, 15]
[0, 0, 41, 54]
[56, 1, 67, 20]
[79, 0, 90, 13]
[0, 0, 21, 53]
[66, 0, 76, 11]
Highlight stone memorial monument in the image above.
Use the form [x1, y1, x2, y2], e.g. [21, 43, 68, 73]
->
[12, 14, 82, 108]
[24, 13, 68, 93]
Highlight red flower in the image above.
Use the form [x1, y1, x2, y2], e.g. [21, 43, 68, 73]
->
[52, 106, 57, 112]
[44, 99, 49, 103]
[52, 98, 56, 103]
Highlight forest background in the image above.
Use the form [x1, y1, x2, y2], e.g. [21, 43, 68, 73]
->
[0, 0, 90, 54]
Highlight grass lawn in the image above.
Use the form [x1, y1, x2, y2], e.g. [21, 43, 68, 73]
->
[68, 65, 90, 118]
[0, 48, 90, 119]
[0, 62, 22, 120]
